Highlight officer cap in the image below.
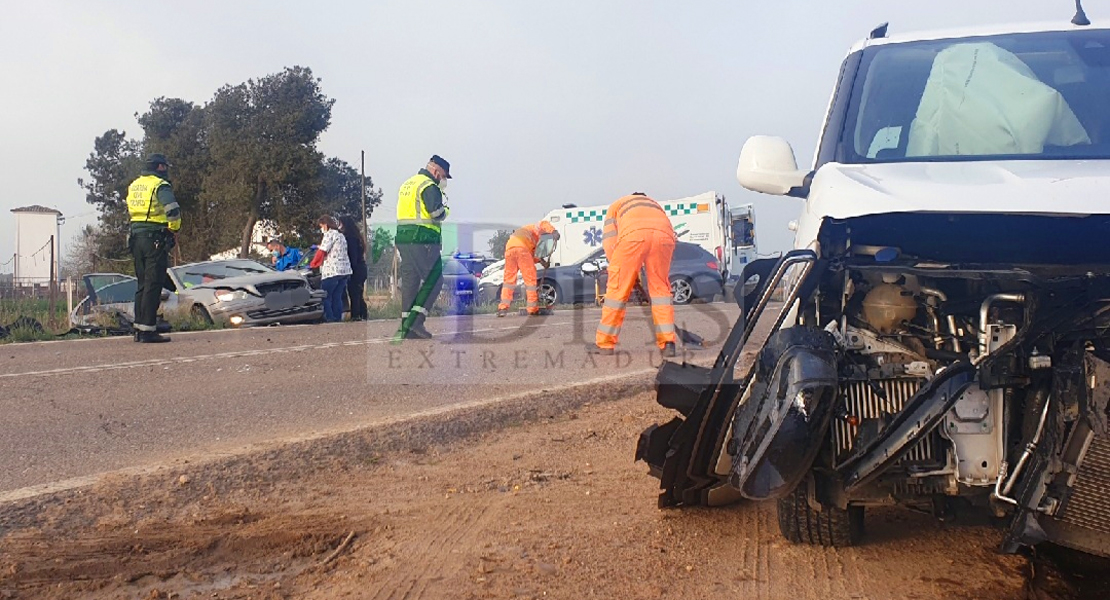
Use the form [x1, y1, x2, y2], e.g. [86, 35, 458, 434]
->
[429, 155, 452, 179]
[146, 153, 170, 168]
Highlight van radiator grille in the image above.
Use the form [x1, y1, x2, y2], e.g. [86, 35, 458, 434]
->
[1059, 433, 1110, 536]
[833, 378, 942, 469]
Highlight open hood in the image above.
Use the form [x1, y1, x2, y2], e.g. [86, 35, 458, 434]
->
[808, 160, 1110, 221]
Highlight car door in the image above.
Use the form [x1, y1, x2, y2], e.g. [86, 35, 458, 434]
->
[83, 274, 137, 311]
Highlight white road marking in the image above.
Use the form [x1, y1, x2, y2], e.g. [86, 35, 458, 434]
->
[0, 321, 578, 380]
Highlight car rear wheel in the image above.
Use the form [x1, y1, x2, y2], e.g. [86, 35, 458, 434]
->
[777, 485, 864, 547]
[670, 277, 694, 305]
[539, 280, 558, 307]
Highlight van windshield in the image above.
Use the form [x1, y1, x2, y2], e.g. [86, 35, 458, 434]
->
[841, 29, 1110, 163]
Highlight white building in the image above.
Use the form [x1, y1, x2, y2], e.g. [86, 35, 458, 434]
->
[208, 220, 278, 260]
[10, 205, 63, 285]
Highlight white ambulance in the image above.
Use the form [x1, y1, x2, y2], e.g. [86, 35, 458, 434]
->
[542, 191, 742, 276]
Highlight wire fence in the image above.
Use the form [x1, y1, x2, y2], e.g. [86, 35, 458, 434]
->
[0, 280, 56, 301]
[0, 237, 60, 282]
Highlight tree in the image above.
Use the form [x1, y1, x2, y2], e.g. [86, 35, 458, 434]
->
[370, 226, 394, 264]
[367, 227, 396, 292]
[63, 225, 97, 277]
[488, 229, 513, 259]
[78, 130, 141, 263]
[261, 157, 382, 252]
[202, 66, 334, 257]
[137, 97, 214, 261]
[79, 66, 382, 263]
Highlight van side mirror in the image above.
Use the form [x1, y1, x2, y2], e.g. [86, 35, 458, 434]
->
[736, 136, 808, 196]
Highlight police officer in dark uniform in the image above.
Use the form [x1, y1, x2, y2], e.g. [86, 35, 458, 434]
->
[126, 154, 181, 343]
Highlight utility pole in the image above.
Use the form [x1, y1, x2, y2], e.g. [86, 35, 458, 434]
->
[48, 234, 57, 328]
[361, 150, 370, 296]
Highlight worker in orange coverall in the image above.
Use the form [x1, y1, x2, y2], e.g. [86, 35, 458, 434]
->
[498, 220, 560, 317]
[590, 193, 677, 357]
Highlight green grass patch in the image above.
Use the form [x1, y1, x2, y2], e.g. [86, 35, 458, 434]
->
[0, 297, 72, 343]
[2, 325, 55, 344]
[162, 307, 225, 332]
[0, 298, 69, 329]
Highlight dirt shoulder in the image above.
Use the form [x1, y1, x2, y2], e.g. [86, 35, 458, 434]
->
[0, 382, 1105, 600]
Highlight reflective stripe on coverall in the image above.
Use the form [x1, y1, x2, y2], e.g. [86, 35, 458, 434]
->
[596, 195, 676, 349]
[499, 221, 556, 313]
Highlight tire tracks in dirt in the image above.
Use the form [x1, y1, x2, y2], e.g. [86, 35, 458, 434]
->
[369, 500, 497, 600]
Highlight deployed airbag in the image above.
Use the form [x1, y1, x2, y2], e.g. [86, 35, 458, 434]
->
[906, 42, 1090, 156]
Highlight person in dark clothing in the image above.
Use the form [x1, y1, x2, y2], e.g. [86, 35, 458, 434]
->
[394, 155, 451, 340]
[339, 216, 369, 321]
[126, 153, 180, 343]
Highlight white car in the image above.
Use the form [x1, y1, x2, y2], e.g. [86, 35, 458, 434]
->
[476, 257, 560, 304]
[638, 15, 1110, 559]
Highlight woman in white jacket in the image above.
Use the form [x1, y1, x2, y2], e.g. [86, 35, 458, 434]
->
[309, 215, 353, 322]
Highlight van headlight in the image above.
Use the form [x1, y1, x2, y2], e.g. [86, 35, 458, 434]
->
[215, 289, 250, 302]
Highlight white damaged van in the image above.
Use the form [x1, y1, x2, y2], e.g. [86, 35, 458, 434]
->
[638, 14, 1110, 558]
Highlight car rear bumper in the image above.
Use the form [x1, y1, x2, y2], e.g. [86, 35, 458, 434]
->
[692, 277, 724, 300]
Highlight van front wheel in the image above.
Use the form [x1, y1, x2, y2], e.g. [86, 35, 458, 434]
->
[777, 485, 864, 547]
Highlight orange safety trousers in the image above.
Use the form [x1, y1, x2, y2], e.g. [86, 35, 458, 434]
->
[596, 229, 676, 349]
[499, 246, 540, 313]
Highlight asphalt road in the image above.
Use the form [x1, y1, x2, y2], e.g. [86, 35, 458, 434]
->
[0, 303, 739, 499]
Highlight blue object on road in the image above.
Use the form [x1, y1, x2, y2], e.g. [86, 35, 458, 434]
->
[442, 258, 478, 315]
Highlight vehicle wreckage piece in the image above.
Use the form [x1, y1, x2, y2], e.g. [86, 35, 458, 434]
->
[836, 361, 975, 491]
[636, 250, 820, 508]
[1001, 343, 1110, 558]
[727, 326, 838, 500]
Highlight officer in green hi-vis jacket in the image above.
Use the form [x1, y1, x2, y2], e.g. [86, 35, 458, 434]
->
[394, 155, 451, 341]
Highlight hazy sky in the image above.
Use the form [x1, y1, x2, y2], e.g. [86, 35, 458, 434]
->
[0, 1, 1100, 269]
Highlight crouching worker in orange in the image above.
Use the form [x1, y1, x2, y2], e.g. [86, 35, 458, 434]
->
[498, 220, 559, 317]
[591, 193, 677, 357]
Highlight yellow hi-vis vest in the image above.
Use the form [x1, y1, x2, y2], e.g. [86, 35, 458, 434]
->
[396, 173, 446, 233]
[126, 175, 180, 231]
